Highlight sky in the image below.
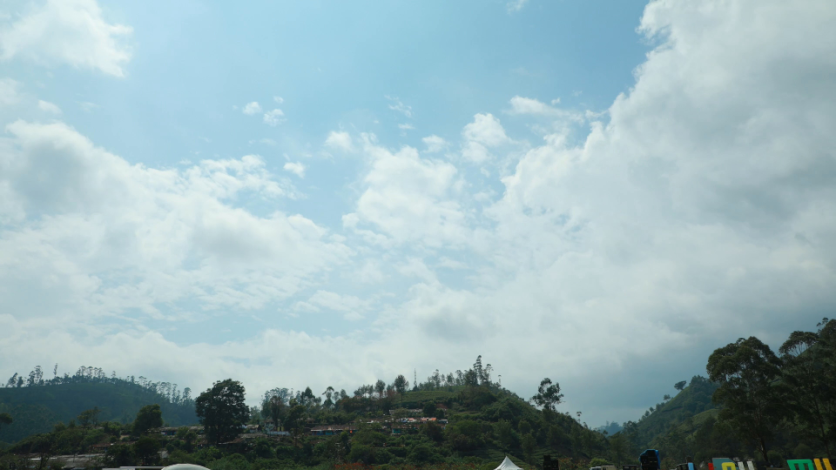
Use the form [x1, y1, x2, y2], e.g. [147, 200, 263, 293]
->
[1, 0, 835, 427]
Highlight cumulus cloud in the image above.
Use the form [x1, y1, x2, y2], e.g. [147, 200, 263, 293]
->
[0, 120, 349, 323]
[422, 135, 448, 153]
[460, 113, 510, 163]
[345, 135, 468, 247]
[462, 113, 508, 147]
[37, 100, 61, 114]
[263, 109, 284, 126]
[242, 101, 261, 115]
[0, 0, 132, 77]
[508, 96, 582, 121]
[325, 130, 353, 152]
[398, 123, 414, 131]
[283, 161, 305, 178]
[273, 96, 284, 104]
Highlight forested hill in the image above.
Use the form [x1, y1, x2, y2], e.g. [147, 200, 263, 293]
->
[625, 376, 719, 448]
[0, 367, 197, 444]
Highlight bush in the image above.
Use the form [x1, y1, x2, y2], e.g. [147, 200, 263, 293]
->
[421, 421, 444, 443]
[388, 446, 407, 458]
[376, 449, 394, 464]
[348, 443, 375, 465]
[446, 420, 485, 450]
[276, 445, 296, 459]
[407, 443, 440, 464]
[590, 458, 613, 466]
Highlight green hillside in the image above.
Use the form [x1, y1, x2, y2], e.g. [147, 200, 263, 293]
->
[627, 376, 719, 448]
[0, 380, 197, 444]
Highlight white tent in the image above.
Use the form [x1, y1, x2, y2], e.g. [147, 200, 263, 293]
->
[494, 456, 524, 470]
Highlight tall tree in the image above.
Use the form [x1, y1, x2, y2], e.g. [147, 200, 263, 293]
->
[195, 379, 249, 445]
[30, 434, 53, 470]
[532, 378, 564, 411]
[77, 407, 100, 428]
[818, 319, 836, 449]
[375, 380, 386, 398]
[707, 336, 787, 463]
[473, 356, 484, 384]
[674, 381, 687, 391]
[262, 394, 286, 430]
[284, 404, 306, 446]
[609, 432, 630, 466]
[133, 436, 161, 465]
[463, 369, 479, 387]
[393, 374, 409, 394]
[780, 320, 836, 461]
[133, 404, 163, 435]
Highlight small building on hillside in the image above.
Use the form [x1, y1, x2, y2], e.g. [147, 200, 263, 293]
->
[310, 424, 358, 436]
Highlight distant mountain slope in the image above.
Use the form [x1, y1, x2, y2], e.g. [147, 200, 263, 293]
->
[0, 381, 197, 443]
[630, 376, 719, 447]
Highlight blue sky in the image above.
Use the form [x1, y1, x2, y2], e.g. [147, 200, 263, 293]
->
[1, 0, 835, 427]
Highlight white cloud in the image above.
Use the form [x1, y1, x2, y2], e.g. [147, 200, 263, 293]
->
[507, 0, 528, 13]
[462, 113, 508, 147]
[508, 96, 581, 120]
[37, 100, 61, 114]
[0, 120, 349, 321]
[398, 123, 414, 131]
[0, 0, 132, 77]
[263, 109, 284, 126]
[0, 78, 19, 106]
[385, 95, 412, 118]
[459, 113, 510, 163]
[346, 136, 468, 247]
[273, 96, 284, 104]
[242, 101, 261, 115]
[325, 131, 353, 152]
[422, 135, 448, 153]
[283, 161, 305, 178]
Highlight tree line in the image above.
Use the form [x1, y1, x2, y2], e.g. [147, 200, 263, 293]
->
[2, 364, 194, 407]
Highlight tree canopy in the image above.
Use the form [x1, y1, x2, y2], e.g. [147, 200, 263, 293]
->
[195, 379, 249, 445]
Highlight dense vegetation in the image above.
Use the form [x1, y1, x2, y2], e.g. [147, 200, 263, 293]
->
[1, 319, 835, 470]
[0, 366, 197, 444]
[624, 318, 836, 468]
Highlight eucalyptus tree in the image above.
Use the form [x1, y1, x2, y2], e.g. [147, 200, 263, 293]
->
[707, 336, 788, 463]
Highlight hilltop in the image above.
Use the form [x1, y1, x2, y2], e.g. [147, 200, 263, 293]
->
[0, 367, 197, 444]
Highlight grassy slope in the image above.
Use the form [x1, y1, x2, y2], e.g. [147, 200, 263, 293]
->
[0, 382, 197, 443]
